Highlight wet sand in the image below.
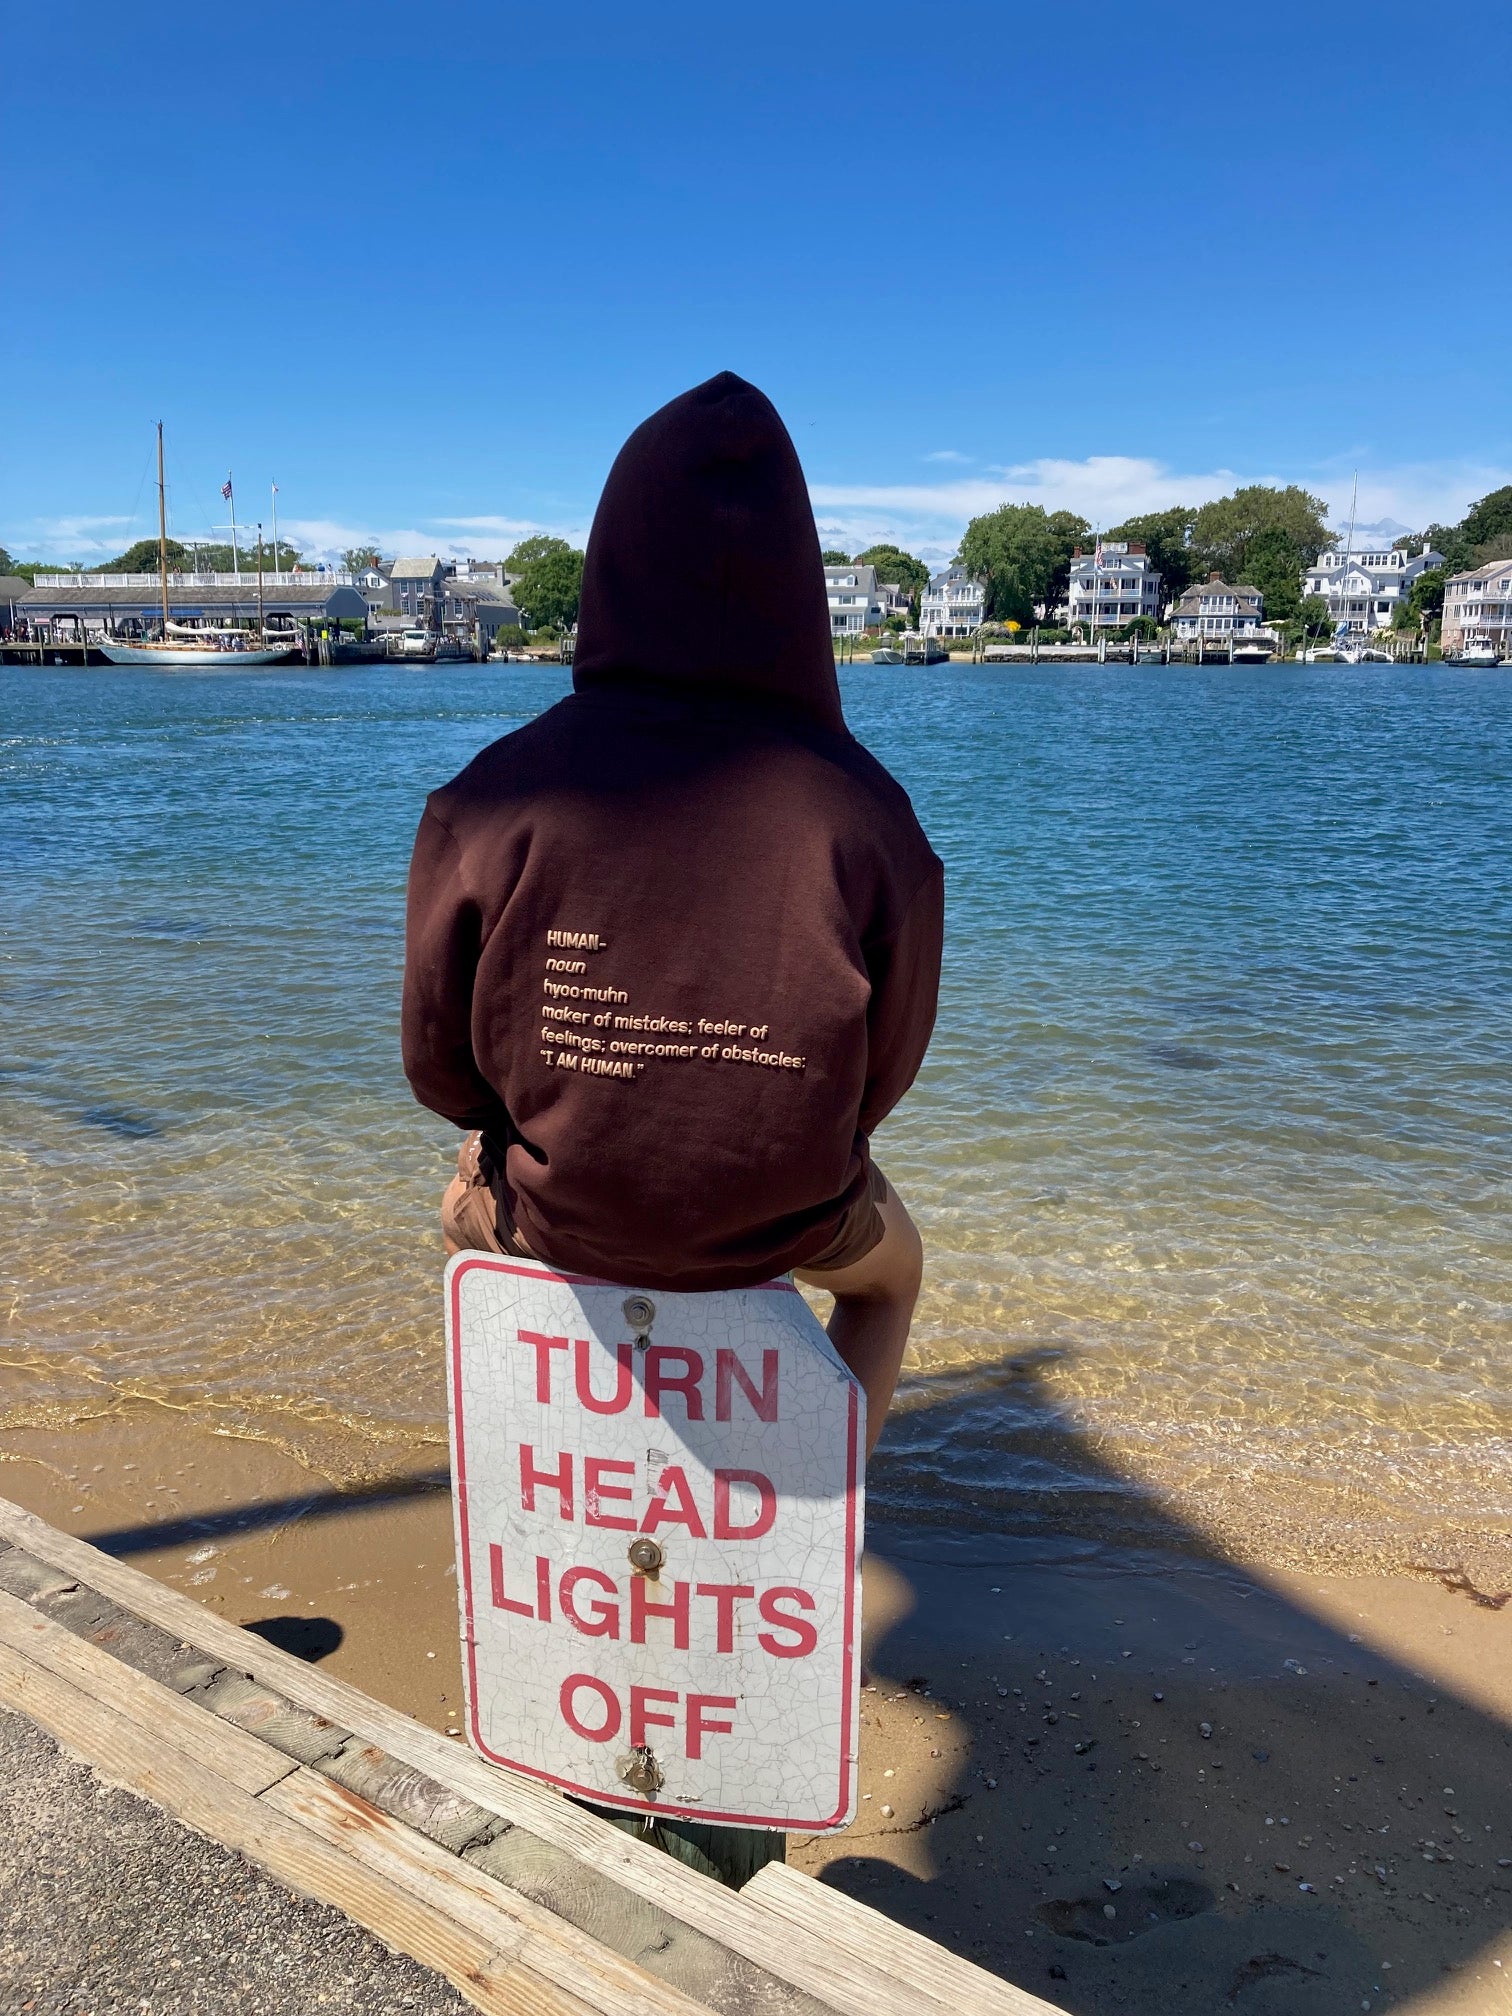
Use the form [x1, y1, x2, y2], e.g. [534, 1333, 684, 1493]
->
[3, 1405, 1510, 2015]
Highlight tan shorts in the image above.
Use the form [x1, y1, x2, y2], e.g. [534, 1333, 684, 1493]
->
[440, 1131, 888, 1276]
[440, 1132, 532, 1257]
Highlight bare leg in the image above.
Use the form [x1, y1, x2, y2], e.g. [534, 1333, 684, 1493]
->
[796, 1174, 923, 1458]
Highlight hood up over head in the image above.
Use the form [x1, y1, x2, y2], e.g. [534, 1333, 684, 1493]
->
[573, 371, 845, 734]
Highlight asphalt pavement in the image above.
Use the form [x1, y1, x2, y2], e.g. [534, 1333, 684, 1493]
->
[0, 1706, 471, 2015]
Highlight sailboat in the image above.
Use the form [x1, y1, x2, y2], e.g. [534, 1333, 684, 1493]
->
[98, 426, 295, 667]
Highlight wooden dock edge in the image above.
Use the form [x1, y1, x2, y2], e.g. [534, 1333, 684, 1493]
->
[0, 1495, 1066, 2016]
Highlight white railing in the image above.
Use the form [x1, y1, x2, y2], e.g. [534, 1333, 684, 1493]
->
[33, 572, 359, 590]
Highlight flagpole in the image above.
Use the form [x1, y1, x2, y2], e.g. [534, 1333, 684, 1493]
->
[271, 481, 280, 575]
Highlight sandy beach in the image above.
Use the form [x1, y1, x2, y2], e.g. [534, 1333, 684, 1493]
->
[3, 1403, 1509, 2015]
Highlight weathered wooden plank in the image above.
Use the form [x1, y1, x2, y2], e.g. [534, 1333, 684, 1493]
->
[744, 1861, 1067, 2016]
[464, 1823, 824, 2016]
[0, 1633, 601, 2016]
[190, 1667, 351, 1766]
[0, 1544, 81, 1602]
[0, 1497, 1068, 2016]
[0, 1588, 296, 1799]
[263, 1768, 722, 2016]
[33, 1573, 226, 1693]
[322, 1738, 502, 1855]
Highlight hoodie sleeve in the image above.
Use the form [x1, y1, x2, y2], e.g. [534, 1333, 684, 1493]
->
[401, 807, 503, 1131]
[858, 857, 945, 1139]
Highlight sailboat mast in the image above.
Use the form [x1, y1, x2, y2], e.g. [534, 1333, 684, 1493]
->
[156, 422, 170, 634]
[1341, 472, 1358, 649]
[256, 525, 266, 638]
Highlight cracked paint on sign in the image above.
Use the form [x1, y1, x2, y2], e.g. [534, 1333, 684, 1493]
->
[445, 1254, 863, 1831]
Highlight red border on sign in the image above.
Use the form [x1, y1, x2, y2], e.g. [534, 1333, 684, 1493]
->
[448, 1253, 861, 1831]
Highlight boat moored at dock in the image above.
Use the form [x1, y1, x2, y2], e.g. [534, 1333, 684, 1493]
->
[98, 634, 296, 666]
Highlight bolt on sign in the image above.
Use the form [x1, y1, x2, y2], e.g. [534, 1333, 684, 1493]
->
[446, 1254, 864, 1832]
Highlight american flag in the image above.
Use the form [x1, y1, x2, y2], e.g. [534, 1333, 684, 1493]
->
[221, 475, 233, 501]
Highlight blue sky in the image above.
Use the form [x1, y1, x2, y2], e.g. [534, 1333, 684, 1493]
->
[4, 0, 1509, 567]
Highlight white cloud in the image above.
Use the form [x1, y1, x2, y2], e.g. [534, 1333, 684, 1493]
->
[920, 449, 968, 463]
[0, 514, 133, 559]
[808, 454, 1512, 559]
[258, 514, 590, 564]
[11, 455, 1507, 571]
[0, 508, 591, 567]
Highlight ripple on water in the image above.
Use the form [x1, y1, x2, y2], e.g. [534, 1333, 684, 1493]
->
[2, 661, 1511, 1573]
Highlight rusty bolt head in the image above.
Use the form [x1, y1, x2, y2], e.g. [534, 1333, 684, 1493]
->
[618, 1744, 664, 1798]
[622, 1294, 656, 1333]
[628, 1536, 664, 1576]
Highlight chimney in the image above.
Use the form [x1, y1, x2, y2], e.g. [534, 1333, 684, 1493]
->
[1208, 571, 1222, 583]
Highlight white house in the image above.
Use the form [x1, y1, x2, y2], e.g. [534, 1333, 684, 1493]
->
[1065, 542, 1162, 631]
[1302, 542, 1444, 637]
[1441, 558, 1512, 655]
[823, 563, 884, 635]
[920, 565, 986, 637]
[1170, 575, 1268, 642]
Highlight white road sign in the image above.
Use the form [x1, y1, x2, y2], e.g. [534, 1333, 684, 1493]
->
[446, 1253, 863, 1832]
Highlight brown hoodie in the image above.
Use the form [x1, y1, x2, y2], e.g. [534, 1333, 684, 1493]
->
[402, 372, 942, 1290]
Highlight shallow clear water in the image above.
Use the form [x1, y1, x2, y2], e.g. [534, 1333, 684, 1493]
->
[3, 662, 1509, 1568]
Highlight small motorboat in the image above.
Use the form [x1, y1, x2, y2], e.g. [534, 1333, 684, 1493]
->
[870, 646, 904, 664]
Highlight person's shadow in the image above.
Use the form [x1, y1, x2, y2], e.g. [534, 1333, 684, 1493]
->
[72, 1349, 1511, 2014]
[808, 1350, 1512, 2015]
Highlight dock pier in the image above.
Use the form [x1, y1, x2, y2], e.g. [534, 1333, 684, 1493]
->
[0, 1494, 1062, 2016]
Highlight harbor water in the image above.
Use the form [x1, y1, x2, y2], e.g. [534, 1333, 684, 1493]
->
[2, 662, 1509, 1573]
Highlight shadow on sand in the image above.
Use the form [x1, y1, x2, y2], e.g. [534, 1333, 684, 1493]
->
[818, 1350, 1512, 2013]
[72, 1355, 1509, 2015]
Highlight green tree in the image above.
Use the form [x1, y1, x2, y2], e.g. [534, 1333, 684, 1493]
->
[1294, 593, 1332, 642]
[1189, 485, 1329, 626]
[103, 536, 191, 571]
[0, 547, 14, 576]
[958, 503, 1090, 625]
[1235, 524, 1309, 622]
[821, 549, 852, 565]
[1392, 566, 1445, 631]
[1458, 486, 1512, 563]
[506, 535, 585, 632]
[1471, 531, 1512, 566]
[97, 535, 304, 572]
[851, 544, 931, 600]
[1192, 484, 1329, 577]
[342, 545, 382, 573]
[1104, 508, 1197, 600]
[1421, 521, 1461, 571]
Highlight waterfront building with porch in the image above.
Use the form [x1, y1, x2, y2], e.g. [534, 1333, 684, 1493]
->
[1301, 542, 1444, 637]
[920, 564, 986, 637]
[1441, 558, 1512, 655]
[19, 572, 370, 641]
[823, 562, 885, 635]
[1065, 542, 1162, 631]
[1170, 574, 1270, 643]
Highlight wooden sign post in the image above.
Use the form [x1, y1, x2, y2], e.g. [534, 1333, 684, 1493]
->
[446, 1253, 863, 1862]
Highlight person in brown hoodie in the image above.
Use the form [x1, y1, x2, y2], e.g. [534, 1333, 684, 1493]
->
[402, 372, 943, 1452]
